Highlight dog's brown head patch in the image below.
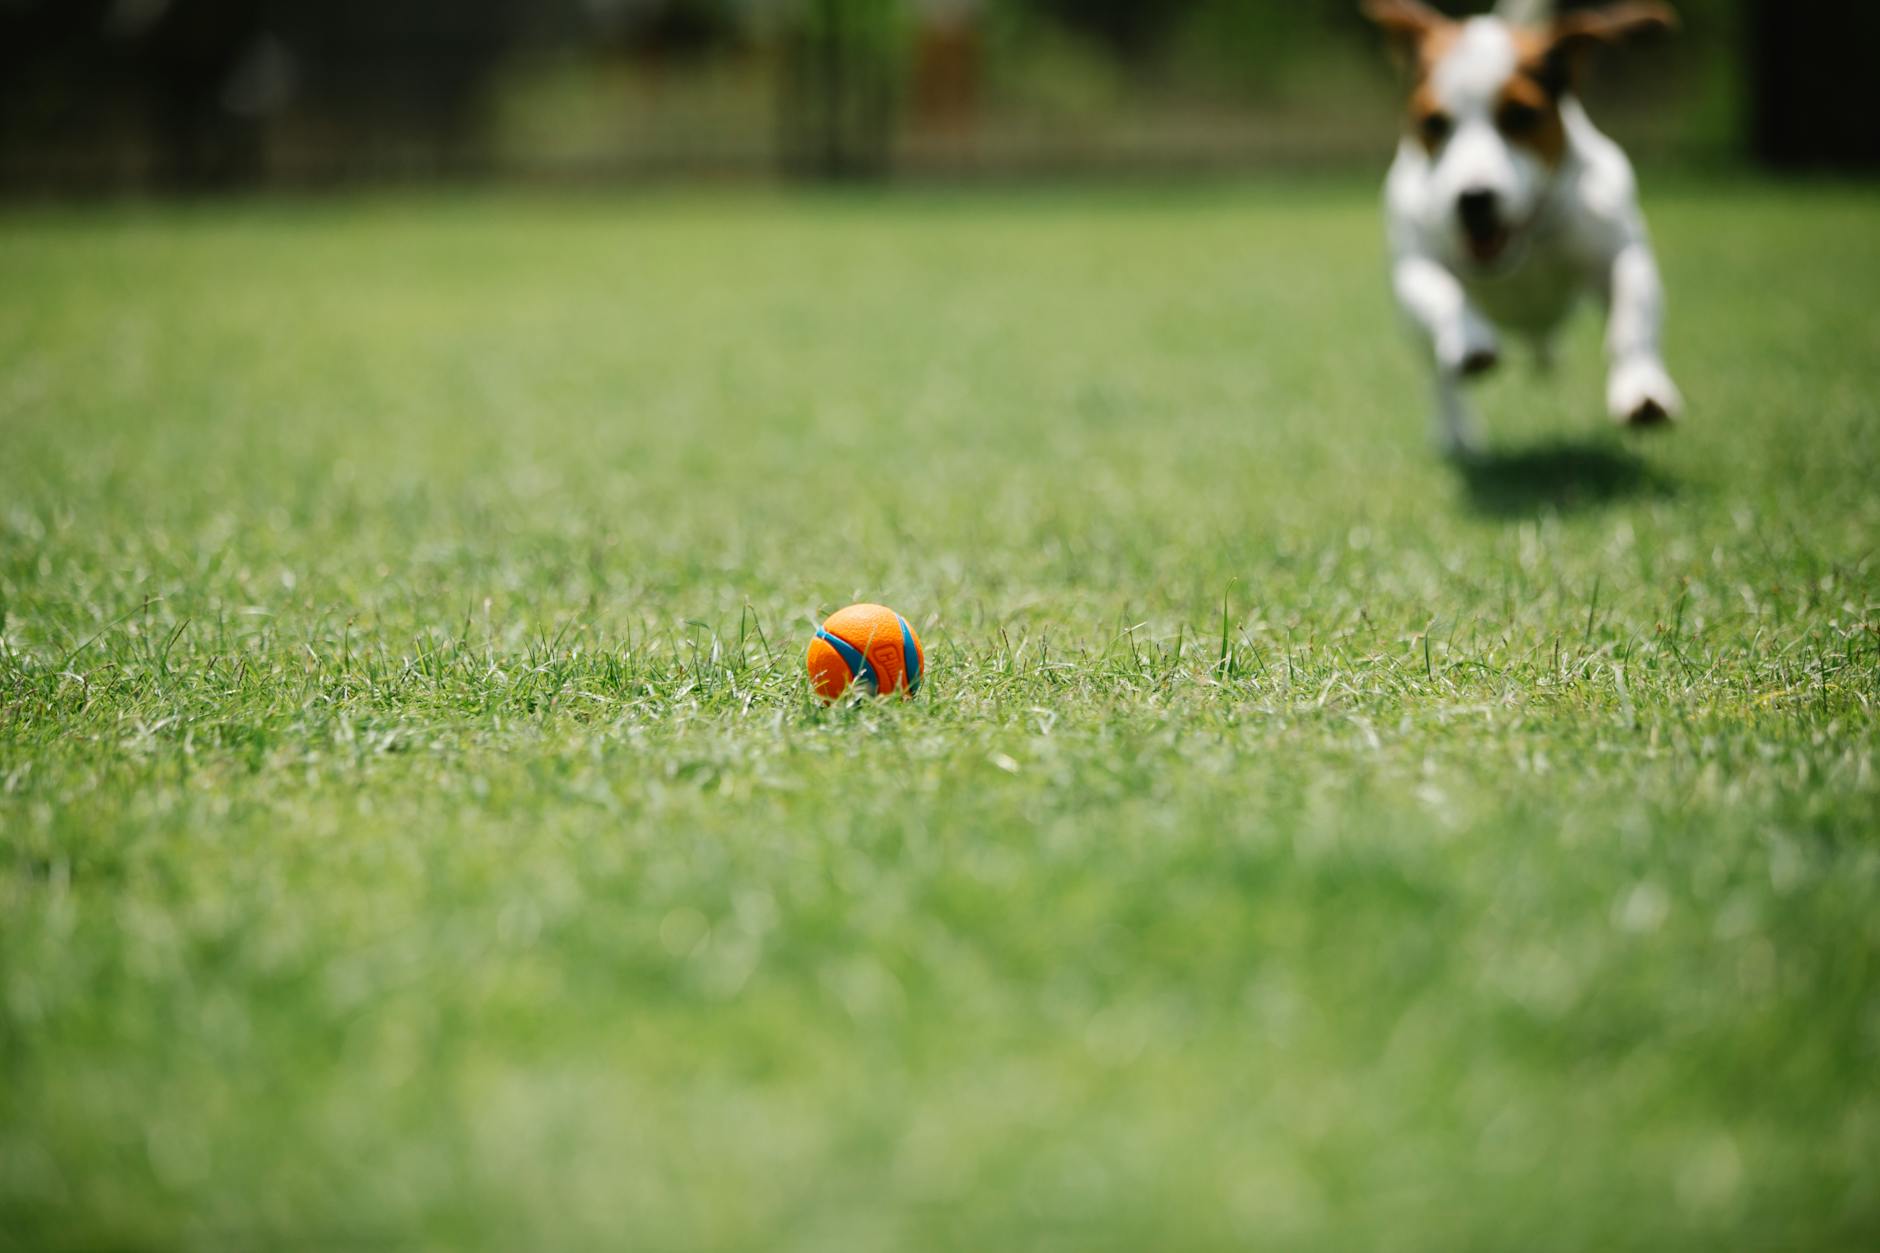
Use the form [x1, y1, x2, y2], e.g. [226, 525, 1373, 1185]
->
[1503, 28, 1570, 165]
[1364, 1, 1462, 152]
[1367, 1, 1676, 162]
[1508, 4, 1676, 165]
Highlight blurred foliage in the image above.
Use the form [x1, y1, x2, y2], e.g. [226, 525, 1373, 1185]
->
[0, 0, 1777, 188]
[779, 0, 914, 178]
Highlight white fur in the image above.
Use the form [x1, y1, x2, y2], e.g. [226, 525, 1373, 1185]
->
[1382, 16, 1682, 454]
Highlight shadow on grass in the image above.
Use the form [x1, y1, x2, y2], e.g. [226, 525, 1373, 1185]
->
[1456, 437, 1676, 517]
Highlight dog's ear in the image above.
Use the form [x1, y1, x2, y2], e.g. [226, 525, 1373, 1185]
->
[1541, 3, 1677, 90]
[1549, 4, 1684, 64]
[1552, 1, 1679, 47]
[1361, 0, 1454, 57]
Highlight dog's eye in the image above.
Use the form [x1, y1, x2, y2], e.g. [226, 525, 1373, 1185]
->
[1420, 111, 1454, 148]
[1498, 102, 1543, 137]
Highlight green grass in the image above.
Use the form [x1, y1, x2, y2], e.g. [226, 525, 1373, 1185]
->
[2, 180, 1877, 1252]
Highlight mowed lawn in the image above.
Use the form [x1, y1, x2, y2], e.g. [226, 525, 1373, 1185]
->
[2, 182, 1877, 1252]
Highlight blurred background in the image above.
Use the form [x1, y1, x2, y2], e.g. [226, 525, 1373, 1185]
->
[0, 0, 1873, 195]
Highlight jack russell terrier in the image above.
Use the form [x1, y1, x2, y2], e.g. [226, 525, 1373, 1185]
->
[1363, 0, 1683, 454]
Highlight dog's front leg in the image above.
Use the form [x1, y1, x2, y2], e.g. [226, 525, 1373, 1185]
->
[1603, 241, 1683, 426]
[1392, 254, 1498, 455]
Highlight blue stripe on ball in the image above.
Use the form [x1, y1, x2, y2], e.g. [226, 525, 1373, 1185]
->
[898, 616, 921, 694]
[816, 629, 877, 692]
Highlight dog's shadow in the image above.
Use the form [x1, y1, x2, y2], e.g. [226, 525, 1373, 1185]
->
[1455, 436, 1676, 517]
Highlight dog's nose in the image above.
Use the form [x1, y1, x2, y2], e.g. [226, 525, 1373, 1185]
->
[1457, 188, 1502, 236]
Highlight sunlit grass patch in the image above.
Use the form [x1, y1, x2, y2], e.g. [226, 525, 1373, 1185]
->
[2, 182, 1877, 1251]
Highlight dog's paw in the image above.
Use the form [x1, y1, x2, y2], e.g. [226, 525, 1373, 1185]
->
[1459, 346, 1501, 378]
[1439, 314, 1501, 380]
[1608, 358, 1683, 428]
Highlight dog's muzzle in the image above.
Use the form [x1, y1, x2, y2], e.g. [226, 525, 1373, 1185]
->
[1457, 188, 1511, 264]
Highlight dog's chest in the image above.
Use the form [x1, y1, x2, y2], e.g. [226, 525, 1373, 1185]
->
[1460, 241, 1589, 336]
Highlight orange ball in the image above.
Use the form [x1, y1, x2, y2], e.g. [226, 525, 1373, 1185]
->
[807, 603, 925, 702]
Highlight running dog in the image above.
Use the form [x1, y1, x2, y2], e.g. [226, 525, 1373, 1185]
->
[1364, 0, 1683, 454]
